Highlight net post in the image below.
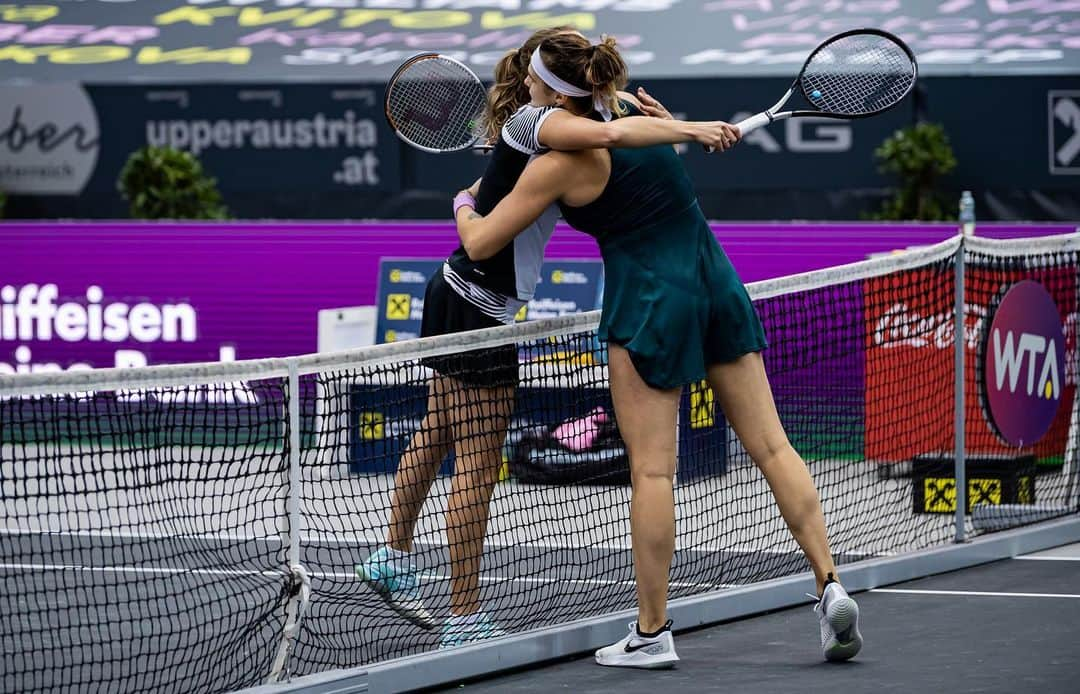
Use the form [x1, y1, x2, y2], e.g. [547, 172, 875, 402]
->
[267, 360, 309, 683]
[287, 361, 302, 569]
[954, 235, 967, 543]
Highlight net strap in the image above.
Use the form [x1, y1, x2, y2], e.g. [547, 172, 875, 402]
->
[268, 565, 312, 684]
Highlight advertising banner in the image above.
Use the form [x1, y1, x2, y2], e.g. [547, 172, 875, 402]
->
[864, 262, 1078, 464]
[928, 76, 1080, 189]
[0, 82, 398, 200]
[864, 263, 958, 463]
[4, 77, 1078, 219]
[374, 258, 603, 344]
[3, 221, 1073, 375]
[3, 1, 1078, 84]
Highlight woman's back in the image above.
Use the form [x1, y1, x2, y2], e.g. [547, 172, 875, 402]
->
[557, 121, 763, 389]
[559, 136, 717, 297]
[558, 143, 699, 246]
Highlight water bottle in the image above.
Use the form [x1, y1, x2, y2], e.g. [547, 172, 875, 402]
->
[959, 190, 976, 237]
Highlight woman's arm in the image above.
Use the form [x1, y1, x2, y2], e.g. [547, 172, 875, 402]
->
[537, 104, 739, 152]
[455, 153, 576, 261]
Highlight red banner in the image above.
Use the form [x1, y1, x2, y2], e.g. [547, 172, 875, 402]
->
[864, 264, 1077, 464]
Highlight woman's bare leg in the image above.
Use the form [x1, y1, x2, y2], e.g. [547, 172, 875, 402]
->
[607, 344, 681, 631]
[444, 376, 516, 616]
[706, 352, 836, 594]
[386, 377, 455, 551]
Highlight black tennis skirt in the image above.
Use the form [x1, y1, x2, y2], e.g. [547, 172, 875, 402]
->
[420, 269, 519, 389]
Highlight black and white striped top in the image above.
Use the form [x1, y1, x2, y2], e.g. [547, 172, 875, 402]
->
[502, 104, 558, 155]
[445, 104, 562, 324]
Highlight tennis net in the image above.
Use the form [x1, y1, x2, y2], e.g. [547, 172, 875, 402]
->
[2, 233, 1077, 692]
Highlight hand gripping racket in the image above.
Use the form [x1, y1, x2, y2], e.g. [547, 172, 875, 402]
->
[385, 53, 490, 153]
[711, 29, 917, 150]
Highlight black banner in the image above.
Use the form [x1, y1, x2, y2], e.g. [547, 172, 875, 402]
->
[1, 74, 1078, 220]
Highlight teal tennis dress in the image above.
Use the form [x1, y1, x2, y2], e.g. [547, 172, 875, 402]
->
[559, 115, 767, 389]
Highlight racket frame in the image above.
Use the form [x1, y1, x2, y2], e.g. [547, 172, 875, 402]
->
[384, 52, 489, 154]
[734, 28, 918, 136]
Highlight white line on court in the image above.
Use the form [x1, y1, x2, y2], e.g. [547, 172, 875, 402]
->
[413, 572, 737, 591]
[0, 561, 737, 591]
[0, 528, 889, 558]
[0, 562, 284, 579]
[1015, 556, 1080, 562]
[872, 588, 1080, 599]
[319, 535, 885, 558]
[0, 527, 283, 543]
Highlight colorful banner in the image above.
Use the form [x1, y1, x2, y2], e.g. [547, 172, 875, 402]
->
[864, 261, 1078, 464]
[3, 1, 1078, 84]
[374, 259, 437, 345]
[2, 221, 1074, 375]
[864, 263, 958, 463]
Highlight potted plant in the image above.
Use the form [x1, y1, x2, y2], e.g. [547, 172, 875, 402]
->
[871, 123, 957, 221]
[117, 146, 229, 220]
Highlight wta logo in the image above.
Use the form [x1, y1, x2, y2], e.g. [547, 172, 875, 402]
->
[981, 280, 1066, 447]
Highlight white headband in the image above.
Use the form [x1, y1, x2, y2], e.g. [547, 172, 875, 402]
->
[530, 48, 612, 122]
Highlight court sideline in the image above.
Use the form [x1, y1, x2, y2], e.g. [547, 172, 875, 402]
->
[433, 543, 1080, 693]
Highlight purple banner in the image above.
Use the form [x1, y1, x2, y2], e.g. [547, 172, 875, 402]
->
[3, 220, 1074, 373]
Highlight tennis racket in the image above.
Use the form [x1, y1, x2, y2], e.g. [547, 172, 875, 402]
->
[711, 29, 917, 151]
[384, 52, 490, 153]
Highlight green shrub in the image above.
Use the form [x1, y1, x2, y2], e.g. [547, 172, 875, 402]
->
[117, 146, 229, 220]
[871, 123, 957, 221]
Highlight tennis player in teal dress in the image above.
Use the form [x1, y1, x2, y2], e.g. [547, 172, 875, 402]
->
[455, 35, 863, 668]
[557, 143, 767, 389]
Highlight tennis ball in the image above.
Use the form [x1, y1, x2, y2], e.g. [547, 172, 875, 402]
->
[811, 89, 822, 100]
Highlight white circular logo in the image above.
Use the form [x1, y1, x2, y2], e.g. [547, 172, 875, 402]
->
[0, 84, 100, 194]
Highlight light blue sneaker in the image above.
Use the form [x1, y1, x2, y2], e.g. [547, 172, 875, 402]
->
[438, 611, 506, 649]
[355, 547, 435, 630]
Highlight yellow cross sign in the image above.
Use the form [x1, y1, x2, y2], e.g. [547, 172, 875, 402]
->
[386, 293, 411, 320]
[922, 477, 1002, 513]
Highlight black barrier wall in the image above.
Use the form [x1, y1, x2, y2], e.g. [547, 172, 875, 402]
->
[3, 75, 1079, 221]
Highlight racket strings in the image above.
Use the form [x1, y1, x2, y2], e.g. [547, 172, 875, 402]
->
[386, 57, 487, 151]
[801, 36, 915, 116]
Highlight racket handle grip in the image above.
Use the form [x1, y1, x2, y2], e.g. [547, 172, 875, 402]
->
[704, 111, 772, 153]
[733, 112, 772, 136]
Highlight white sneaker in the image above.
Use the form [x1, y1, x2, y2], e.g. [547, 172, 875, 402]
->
[595, 620, 679, 669]
[814, 582, 862, 662]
